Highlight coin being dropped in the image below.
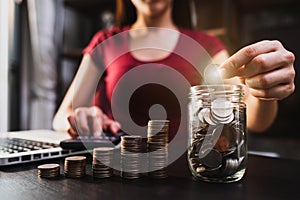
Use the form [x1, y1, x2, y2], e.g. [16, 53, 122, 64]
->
[37, 163, 60, 179]
[203, 63, 223, 84]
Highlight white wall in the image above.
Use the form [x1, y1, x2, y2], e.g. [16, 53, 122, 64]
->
[0, 0, 10, 131]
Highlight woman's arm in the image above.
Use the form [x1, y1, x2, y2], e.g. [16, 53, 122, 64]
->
[52, 55, 100, 132]
[52, 55, 121, 137]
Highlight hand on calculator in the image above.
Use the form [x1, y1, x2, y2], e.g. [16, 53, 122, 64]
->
[67, 106, 121, 138]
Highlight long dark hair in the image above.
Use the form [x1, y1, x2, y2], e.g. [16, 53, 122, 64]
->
[115, 0, 193, 29]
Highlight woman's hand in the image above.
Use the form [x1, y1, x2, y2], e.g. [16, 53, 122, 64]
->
[67, 106, 121, 138]
[219, 40, 295, 100]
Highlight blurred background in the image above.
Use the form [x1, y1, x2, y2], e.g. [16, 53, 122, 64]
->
[0, 0, 299, 159]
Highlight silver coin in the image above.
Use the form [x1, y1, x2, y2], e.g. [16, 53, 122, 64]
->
[220, 158, 239, 176]
[203, 109, 217, 125]
[198, 108, 208, 124]
[211, 99, 233, 118]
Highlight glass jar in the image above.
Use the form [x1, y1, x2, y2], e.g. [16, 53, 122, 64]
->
[188, 84, 247, 183]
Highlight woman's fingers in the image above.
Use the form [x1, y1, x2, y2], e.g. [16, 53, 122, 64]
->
[89, 107, 103, 137]
[245, 66, 295, 100]
[67, 115, 78, 138]
[219, 40, 294, 78]
[219, 40, 276, 78]
[219, 40, 295, 100]
[74, 108, 90, 136]
[107, 120, 122, 134]
[67, 106, 121, 137]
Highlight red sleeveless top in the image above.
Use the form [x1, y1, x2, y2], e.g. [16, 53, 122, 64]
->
[83, 26, 226, 140]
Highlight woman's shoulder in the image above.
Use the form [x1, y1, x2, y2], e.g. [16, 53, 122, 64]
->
[179, 27, 220, 43]
[178, 27, 226, 56]
[91, 26, 130, 43]
[83, 26, 130, 54]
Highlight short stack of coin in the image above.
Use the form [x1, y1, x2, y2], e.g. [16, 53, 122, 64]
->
[120, 135, 142, 179]
[198, 98, 234, 126]
[92, 147, 114, 179]
[37, 163, 60, 179]
[147, 120, 169, 179]
[64, 156, 86, 178]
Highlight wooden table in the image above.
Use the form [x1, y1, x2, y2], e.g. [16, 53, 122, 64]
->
[1, 152, 299, 200]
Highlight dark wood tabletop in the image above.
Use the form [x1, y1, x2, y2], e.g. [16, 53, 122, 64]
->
[1, 151, 300, 200]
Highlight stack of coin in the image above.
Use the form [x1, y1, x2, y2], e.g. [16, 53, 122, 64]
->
[92, 147, 114, 179]
[147, 120, 169, 179]
[37, 163, 60, 179]
[120, 135, 142, 179]
[64, 156, 86, 178]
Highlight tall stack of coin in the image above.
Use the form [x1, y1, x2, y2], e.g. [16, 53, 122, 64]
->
[120, 135, 142, 179]
[64, 156, 86, 178]
[37, 163, 60, 179]
[147, 120, 169, 179]
[92, 147, 114, 179]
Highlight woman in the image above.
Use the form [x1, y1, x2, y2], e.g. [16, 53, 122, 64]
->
[52, 0, 295, 139]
